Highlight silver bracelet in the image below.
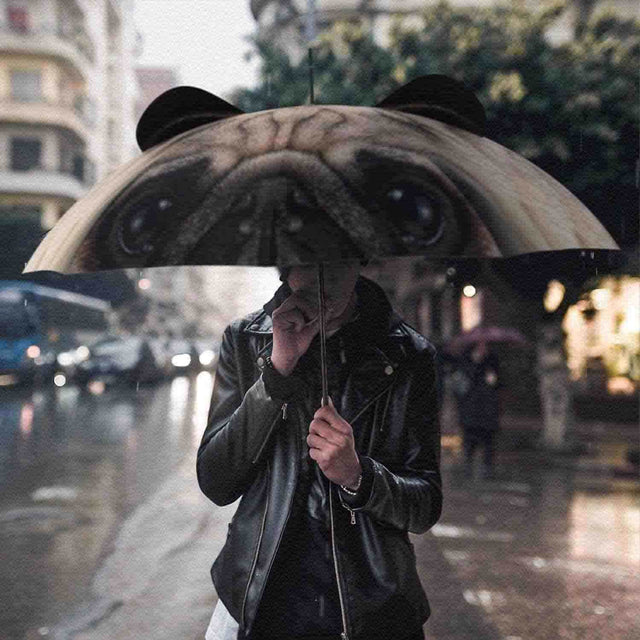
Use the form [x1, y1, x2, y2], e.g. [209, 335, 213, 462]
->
[340, 473, 363, 496]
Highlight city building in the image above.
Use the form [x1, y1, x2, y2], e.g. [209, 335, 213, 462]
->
[0, 0, 140, 277]
[135, 65, 179, 121]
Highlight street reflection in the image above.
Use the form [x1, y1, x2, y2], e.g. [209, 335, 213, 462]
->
[0, 374, 213, 639]
[570, 492, 640, 565]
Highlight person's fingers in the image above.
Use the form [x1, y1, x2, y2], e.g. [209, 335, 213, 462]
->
[313, 404, 351, 435]
[309, 418, 349, 445]
[307, 432, 337, 450]
[274, 292, 318, 321]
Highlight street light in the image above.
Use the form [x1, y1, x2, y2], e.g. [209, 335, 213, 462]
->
[305, 0, 317, 43]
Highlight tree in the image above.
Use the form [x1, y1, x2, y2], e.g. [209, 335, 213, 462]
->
[232, 1, 639, 249]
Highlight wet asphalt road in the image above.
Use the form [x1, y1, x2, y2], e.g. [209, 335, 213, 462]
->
[0, 376, 638, 640]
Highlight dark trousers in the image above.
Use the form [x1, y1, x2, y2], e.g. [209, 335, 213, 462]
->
[463, 429, 495, 472]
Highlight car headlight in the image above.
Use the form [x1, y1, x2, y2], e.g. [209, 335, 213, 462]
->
[26, 345, 41, 359]
[171, 354, 191, 368]
[75, 345, 90, 362]
[199, 350, 215, 366]
[57, 352, 75, 367]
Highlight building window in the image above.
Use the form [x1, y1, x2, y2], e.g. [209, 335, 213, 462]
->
[10, 137, 42, 171]
[11, 70, 43, 102]
[7, 6, 29, 33]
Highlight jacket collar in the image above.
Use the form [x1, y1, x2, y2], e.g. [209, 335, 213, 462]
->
[244, 277, 412, 424]
[244, 276, 406, 339]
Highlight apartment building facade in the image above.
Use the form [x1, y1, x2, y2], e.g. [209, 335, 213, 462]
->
[0, 0, 139, 276]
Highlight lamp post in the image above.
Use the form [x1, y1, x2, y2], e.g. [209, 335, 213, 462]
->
[305, 0, 317, 43]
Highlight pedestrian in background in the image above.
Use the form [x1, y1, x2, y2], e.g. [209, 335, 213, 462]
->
[452, 341, 501, 479]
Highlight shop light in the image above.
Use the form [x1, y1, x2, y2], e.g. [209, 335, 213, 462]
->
[462, 285, 477, 298]
[544, 280, 566, 313]
[590, 288, 610, 311]
[138, 278, 151, 290]
[54, 374, 66, 387]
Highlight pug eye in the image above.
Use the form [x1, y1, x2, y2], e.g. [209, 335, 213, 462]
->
[384, 184, 444, 246]
[119, 197, 173, 255]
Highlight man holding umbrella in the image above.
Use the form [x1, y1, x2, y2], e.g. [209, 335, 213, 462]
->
[197, 260, 442, 640]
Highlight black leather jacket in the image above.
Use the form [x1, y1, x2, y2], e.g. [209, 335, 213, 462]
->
[197, 277, 442, 640]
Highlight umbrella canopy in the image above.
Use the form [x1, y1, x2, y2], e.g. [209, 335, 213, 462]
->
[23, 75, 618, 275]
[446, 325, 530, 357]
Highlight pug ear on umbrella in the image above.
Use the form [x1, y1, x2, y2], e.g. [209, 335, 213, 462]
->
[376, 74, 487, 136]
[136, 86, 245, 151]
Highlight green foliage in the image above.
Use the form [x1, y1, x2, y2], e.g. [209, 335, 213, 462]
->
[232, 1, 639, 247]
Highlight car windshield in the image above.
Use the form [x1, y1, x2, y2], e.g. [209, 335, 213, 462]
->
[0, 305, 35, 339]
[92, 340, 132, 356]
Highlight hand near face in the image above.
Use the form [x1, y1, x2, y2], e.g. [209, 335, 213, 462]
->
[307, 399, 362, 489]
[271, 292, 320, 376]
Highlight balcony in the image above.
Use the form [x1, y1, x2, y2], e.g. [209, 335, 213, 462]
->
[0, 99, 92, 141]
[0, 167, 88, 201]
[0, 24, 95, 79]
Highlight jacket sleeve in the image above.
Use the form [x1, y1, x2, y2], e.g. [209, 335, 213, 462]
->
[196, 323, 289, 506]
[339, 344, 442, 534]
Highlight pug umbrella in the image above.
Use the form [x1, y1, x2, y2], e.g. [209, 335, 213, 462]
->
[23, 75, 620, 402]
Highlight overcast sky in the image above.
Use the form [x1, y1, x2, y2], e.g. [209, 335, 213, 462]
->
[134, 0, 260, 100]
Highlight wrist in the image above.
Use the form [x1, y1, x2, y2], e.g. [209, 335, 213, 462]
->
[342, 461, 363, 493]
[270, 352, 296, 376]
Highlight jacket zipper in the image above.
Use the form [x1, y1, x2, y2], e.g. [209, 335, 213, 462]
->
[243, 402, 296, 633]
[329, 481, 350, 640]
[241, 460, 270, 628]
[349, 378, 395, 426]
[252, 402, 288, 464]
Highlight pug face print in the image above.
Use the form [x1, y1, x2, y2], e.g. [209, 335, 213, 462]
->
[24, 76, 617, 274]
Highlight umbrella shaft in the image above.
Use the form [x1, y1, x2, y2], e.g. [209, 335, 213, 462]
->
[317, 263, 328, 406]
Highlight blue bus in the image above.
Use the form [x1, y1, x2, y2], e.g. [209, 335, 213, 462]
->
[0, 282, 112, 385]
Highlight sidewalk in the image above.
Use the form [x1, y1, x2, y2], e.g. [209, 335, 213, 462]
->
[51, 409, 638, 640]
[441, 402, 640, 480]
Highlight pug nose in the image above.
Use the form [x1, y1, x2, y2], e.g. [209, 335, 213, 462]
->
[251, 176, 316, 234]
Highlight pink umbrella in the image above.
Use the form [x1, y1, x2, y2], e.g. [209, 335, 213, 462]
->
[446, 326, 530, 356]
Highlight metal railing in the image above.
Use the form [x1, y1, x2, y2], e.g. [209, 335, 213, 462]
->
[0, 96, 96, 128]
[0, 161, 95, 186]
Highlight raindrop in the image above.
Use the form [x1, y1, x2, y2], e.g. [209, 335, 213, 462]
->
[37, 628, 49, 636]
[593, 606, 606, 615]
[136, 381, 140, 392]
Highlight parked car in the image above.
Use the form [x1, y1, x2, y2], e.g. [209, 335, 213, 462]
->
[75, 336, 162, 386]
[164, 338, 200, 375]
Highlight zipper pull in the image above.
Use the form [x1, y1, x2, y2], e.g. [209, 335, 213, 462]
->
[349, 508, 356, 525]
[282, 402, 288, 420]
